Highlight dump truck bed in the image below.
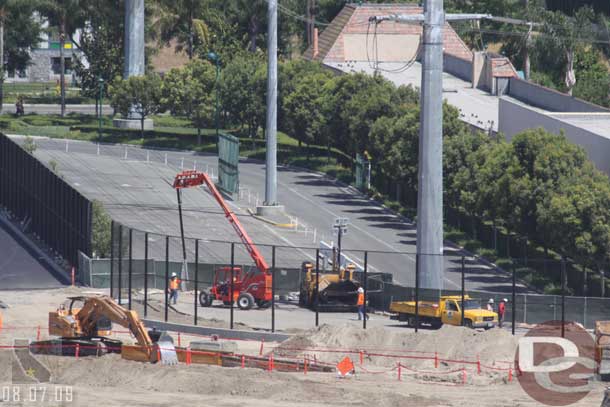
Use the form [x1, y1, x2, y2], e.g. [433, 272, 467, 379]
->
[389, 300, 441, 318]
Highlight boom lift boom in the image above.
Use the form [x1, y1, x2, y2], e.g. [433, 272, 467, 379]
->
[173, 170, 272, 310]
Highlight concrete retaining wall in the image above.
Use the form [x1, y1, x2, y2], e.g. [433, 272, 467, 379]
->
[499, 97, 610, 174]
[443, 53, 472, 82]
[508, 78, 610, 113]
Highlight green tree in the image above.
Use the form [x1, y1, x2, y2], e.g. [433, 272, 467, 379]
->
[38, 0, 87, 116]
[150, 0, 219, 59]
[283, 69, 333, 155]
[110, 73, 164, 139]
[162, 59, 216, 144]
[572, 48, 610, 107]
[0, 0, 43, 112]
[220, 53, 266, 138]
[72, 0, 124, 103]
[91, 200, 111, 258]
[538, 6, 597, 95]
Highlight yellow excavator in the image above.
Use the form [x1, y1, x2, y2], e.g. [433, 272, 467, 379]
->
[299, 261, 362, 311]
[31, 295, 177, 364]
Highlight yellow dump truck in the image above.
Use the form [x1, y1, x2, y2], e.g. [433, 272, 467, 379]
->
[389, 295, 498, 329]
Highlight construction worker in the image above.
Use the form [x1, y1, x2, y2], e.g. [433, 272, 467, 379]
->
[169, 272, 180, 305]
[486, 298, 494, 312]
[356, 287, 368, 320]
[498, 298, 507, 328]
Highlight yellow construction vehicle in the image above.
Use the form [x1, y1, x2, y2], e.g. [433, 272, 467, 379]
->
[32, 295, 177, 364]
[299, 261, 361, 311]
[596, 321, 610, 380]
[390, 295, 498, 329]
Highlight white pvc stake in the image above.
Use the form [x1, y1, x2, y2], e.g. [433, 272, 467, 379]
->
[146, 151, 150, 163]
[65, 139, 69, 152]
[181, 157, 184, 169]
[194, 161, 197, 170]
[97, 143, 100, 155]
[248, 190, 251, 204]
[164, 153, 168, 165]
[124, 148, 128, 160]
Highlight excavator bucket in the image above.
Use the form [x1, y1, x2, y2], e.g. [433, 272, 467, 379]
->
[147, 329, 178, 365]
[156, 332, 178, 365]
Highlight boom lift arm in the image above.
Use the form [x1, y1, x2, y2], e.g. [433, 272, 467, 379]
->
[173, 170, 270, 274]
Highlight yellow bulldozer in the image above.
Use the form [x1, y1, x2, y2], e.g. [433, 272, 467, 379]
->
[31, 295, 177, 364]
[299, 261, 361, 311]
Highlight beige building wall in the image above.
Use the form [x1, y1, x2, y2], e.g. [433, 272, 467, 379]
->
[342, 34, 420, 62]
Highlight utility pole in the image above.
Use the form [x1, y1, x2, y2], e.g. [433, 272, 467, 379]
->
[417, 0, 444, 291]
[264, 0, 279, 207]
[370, 6, 488, 293]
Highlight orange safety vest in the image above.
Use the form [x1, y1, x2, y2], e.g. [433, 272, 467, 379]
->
[170, 278, 180, 290]
[356, 292, 364, 306]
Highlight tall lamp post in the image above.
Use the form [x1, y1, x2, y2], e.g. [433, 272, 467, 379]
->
[98, 78, 104, 141]
[207, 52, 220, 145]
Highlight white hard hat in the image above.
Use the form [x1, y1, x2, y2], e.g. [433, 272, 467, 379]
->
[503, 298, 508, 302]
[357, 287, 364, 293]
[171, 272, 177, 277]
[488, 298, 494, 303]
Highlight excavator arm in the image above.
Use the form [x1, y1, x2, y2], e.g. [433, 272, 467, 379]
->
[74, 295, 153, 348]
[173, 170, 270, 274]
[44, 295, 177, 364]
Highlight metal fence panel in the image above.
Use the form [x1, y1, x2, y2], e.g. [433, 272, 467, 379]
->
[217, 132, 239, 195]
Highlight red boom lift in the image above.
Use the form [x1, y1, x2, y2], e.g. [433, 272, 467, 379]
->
[173, 170, 272, 310]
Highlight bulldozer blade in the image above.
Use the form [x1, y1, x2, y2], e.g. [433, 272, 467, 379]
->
[156, 331, 178, 365]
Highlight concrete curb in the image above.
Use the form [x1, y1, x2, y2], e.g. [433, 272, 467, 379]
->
[246, 208, 295, 228]
[142, 319, 292, 343]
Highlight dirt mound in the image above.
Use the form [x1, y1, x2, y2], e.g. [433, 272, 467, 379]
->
[275, 324, 517, 384]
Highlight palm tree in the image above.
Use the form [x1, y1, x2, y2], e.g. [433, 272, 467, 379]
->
[38, 0, 86, 116]
[151, 0, 219, 59]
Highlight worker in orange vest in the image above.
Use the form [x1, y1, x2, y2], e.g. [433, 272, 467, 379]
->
[169, 272, 180, 305]
[356, 287, 368, 321]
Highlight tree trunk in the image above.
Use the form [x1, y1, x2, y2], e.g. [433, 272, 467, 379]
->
[197, 126, 201, 146]
[140, 115, 145, 140]
[188, 7, 194, 59]
[249, 15, 258, 52]
[306, 0, 311, 46]
[60, 20, 66, 118]
[523, 32, 531, 80]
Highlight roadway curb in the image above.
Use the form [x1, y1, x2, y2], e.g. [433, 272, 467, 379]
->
[246, 208, 295, 228]
[142, 319, 292, 343]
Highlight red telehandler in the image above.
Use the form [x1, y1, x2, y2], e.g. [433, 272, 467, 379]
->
[173, 170, 272, 310]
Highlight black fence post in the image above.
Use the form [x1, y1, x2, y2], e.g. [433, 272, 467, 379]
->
[194, 239, 199, 326]
[315, 248, 320, 328]
[144, 232, 148, 318]
[128, 228, 133, 310]
[118, 224, 123, 305]
[415, 253, 420, 333]
[164, 236, 169, 323]
[363, 251, 368, 330]
[230, 242, 235, 330]
[110, 220, 114, 298]
[512, 258, 516, 335]
[461, 256, 465, 327]
[561, 257, 566, 338]
[271, 246, 276, 333]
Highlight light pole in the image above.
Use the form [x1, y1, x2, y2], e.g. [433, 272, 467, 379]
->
[207, 52, 220, 145]
[98, 77, 104, 141]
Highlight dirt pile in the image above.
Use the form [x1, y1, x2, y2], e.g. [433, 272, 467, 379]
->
[275, 324, 517, 384]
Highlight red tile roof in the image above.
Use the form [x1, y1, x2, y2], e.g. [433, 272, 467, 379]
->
[306, 4, 473, 62]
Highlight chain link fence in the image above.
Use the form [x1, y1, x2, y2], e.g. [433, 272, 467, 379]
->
[74, 221, 610, 332]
